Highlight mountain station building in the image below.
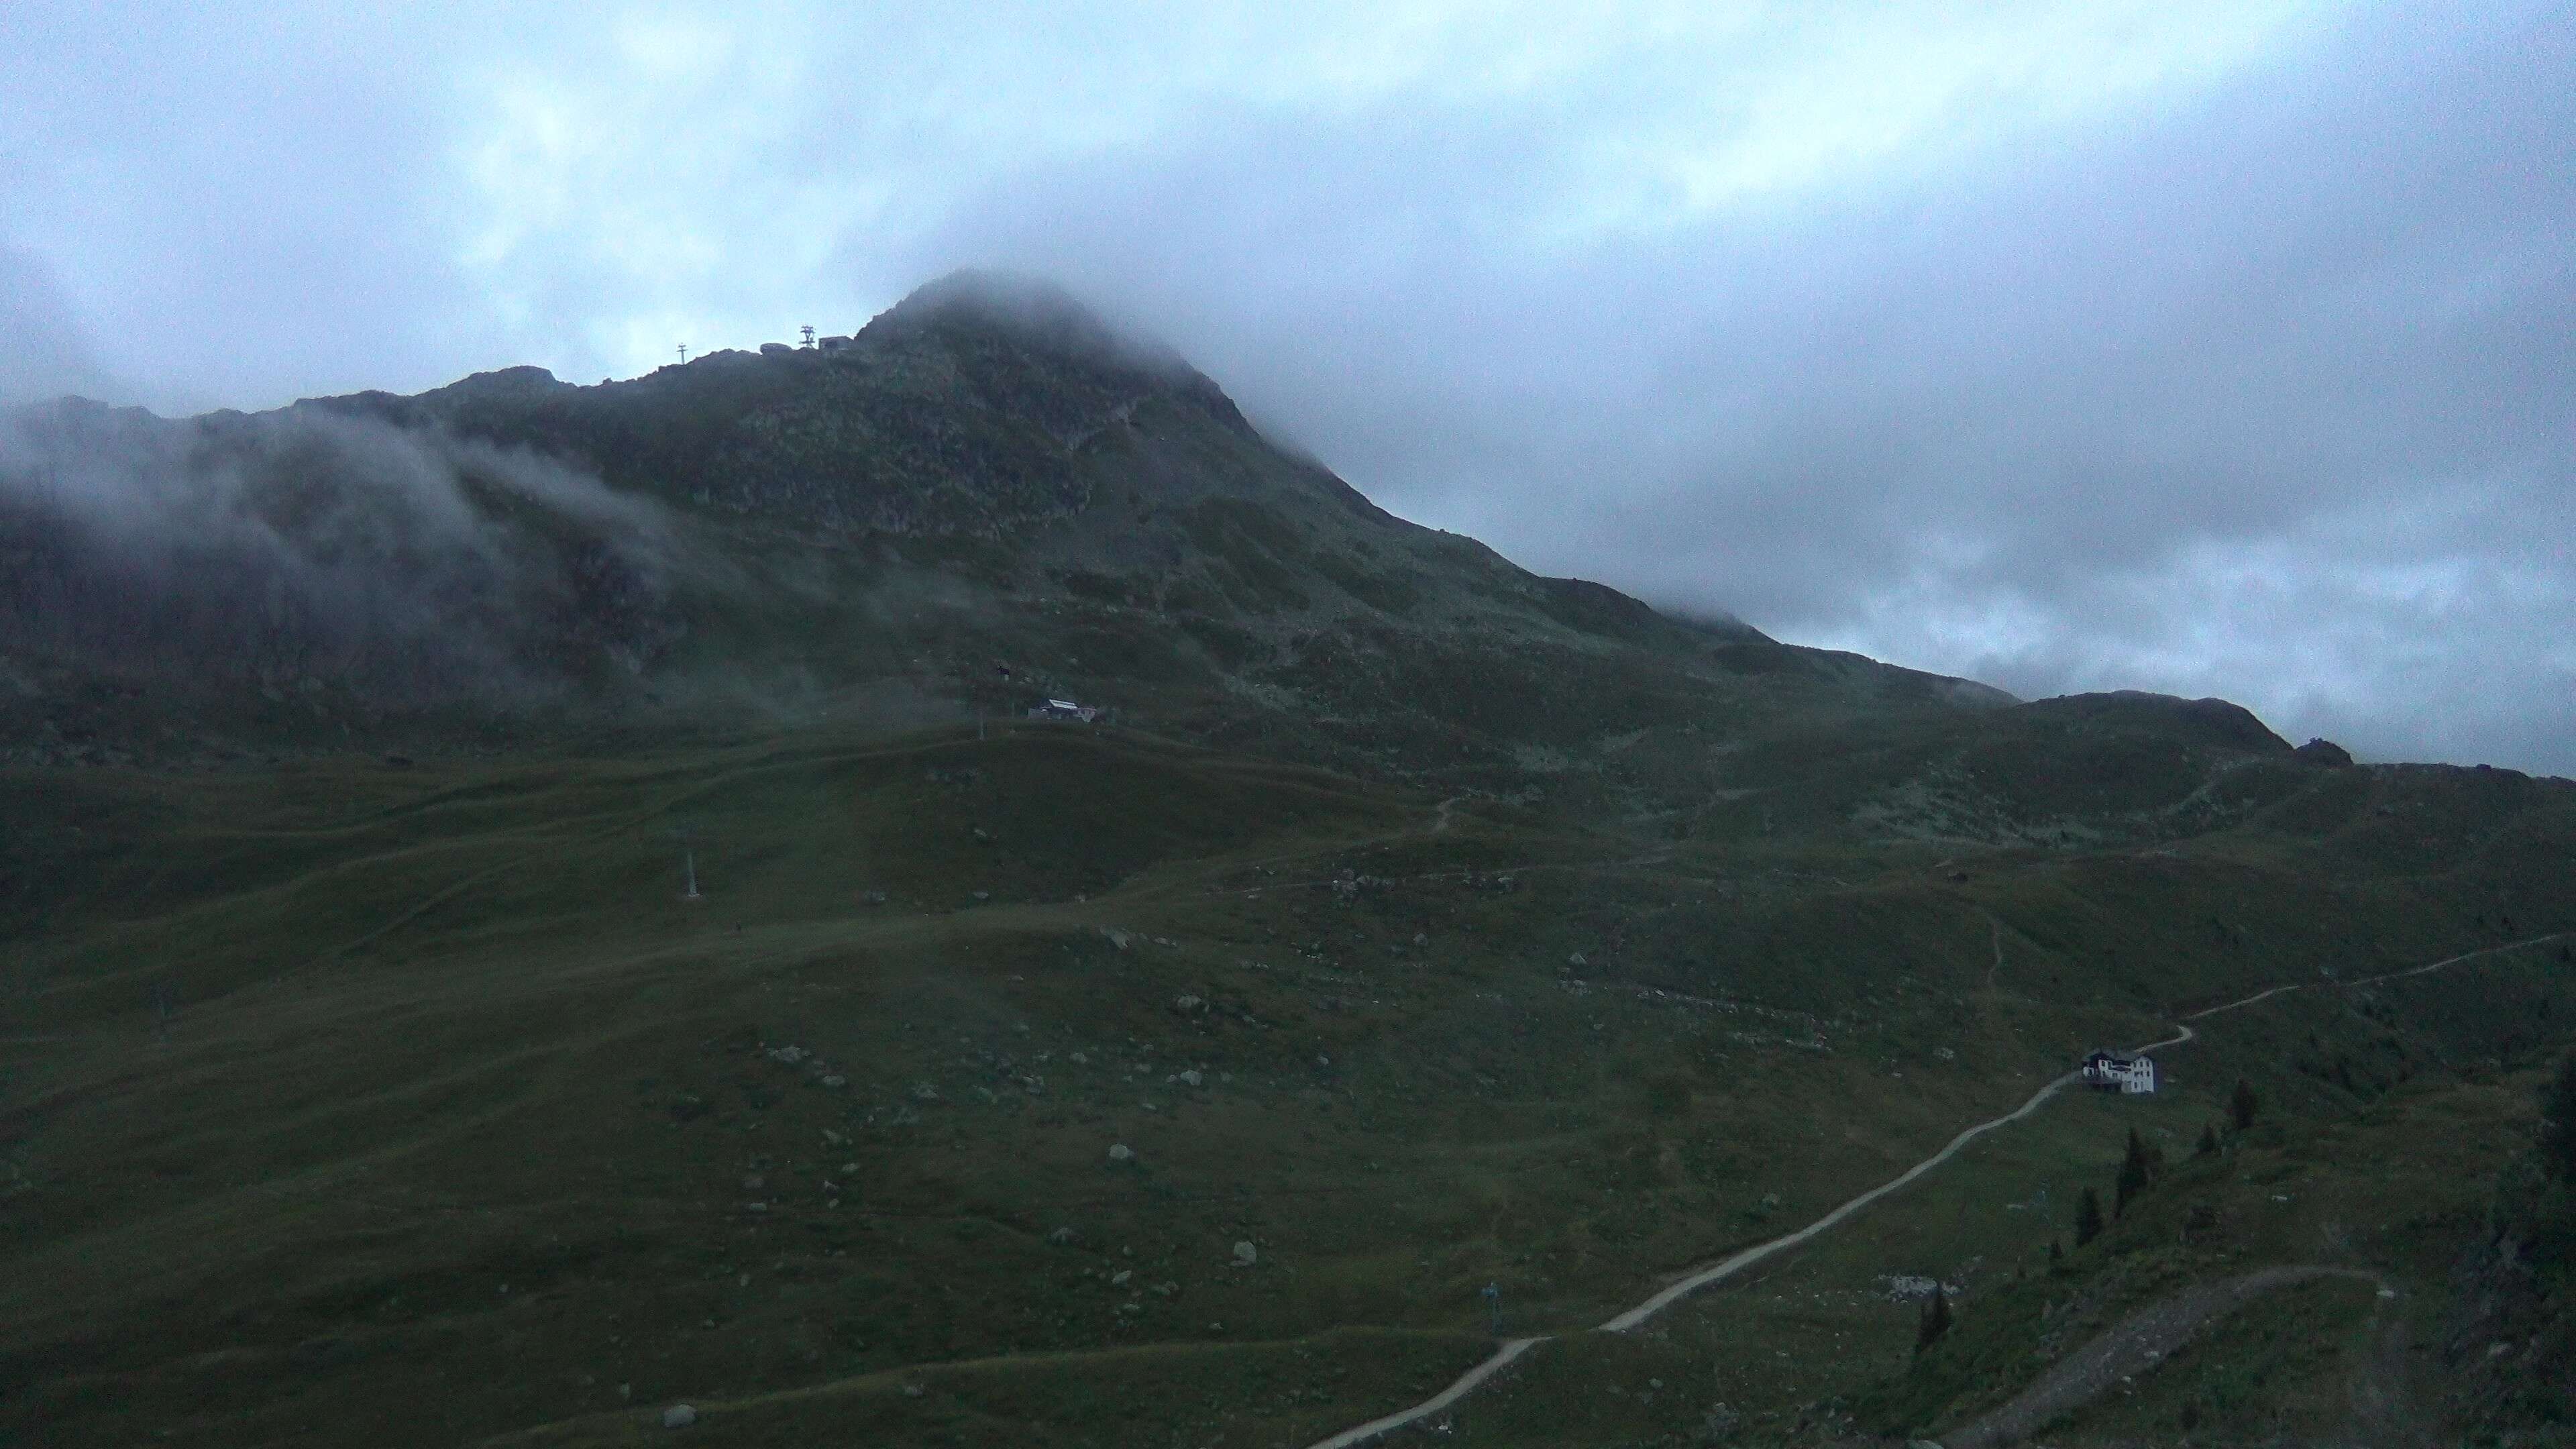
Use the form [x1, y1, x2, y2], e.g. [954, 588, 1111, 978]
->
[2081, 1049, 2157, 1094]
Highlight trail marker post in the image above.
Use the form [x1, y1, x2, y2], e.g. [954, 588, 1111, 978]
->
[672, 826, 706, 902]
[1482, 1281, 1501, 1335]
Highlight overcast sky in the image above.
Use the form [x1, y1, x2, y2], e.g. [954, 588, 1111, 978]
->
[5, 1, 2570, 773]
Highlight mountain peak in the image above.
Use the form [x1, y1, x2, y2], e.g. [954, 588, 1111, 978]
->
[865, 269, 1190, 377]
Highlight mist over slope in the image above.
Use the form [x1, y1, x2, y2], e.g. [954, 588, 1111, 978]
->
[0, 272, 2010, 806]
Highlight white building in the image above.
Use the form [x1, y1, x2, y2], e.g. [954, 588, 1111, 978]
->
[2081, 1049, 2157, 1094]
[1026, 698, 1098, 722]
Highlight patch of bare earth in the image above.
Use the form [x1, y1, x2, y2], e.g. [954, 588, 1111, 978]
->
[1942, 1266, 2386, 1448]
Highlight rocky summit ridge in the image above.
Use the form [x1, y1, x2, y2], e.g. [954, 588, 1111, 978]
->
[0, 274, 2010, 780]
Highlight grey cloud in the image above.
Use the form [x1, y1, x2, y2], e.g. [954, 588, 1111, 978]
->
[2, 3, 2567, 771]
[907, 2, 2573, 771]
[0, 246, 117, 407]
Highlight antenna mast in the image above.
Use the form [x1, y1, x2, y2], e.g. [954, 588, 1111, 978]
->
[800, 325, 816, 348]
[677, 342, 690, 365]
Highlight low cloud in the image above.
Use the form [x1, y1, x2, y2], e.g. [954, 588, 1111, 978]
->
[2, 1, 2567, 770]
[0, 400, 687, 703]
[908, 3, 2573, 771]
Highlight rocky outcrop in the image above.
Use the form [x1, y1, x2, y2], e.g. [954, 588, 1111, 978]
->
[2295, 737, 2356, 766]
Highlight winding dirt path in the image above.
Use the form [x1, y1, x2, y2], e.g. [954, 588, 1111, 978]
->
[1299, 1338, 1549, 1449]
[1293, 931, 2570, 1448]
[1429, 794, 1464, 835]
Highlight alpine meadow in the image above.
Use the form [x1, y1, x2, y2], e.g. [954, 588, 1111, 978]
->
[4, 267, 2573, 1448]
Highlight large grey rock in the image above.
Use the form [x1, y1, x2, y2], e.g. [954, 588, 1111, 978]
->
[1108, 1143, 1134, 1163]
[661, 1403, 698, 1428]
[1232, 1240, 1258, 1266]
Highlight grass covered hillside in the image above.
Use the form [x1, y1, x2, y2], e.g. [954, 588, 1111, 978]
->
[3, 712, 2571, 1447]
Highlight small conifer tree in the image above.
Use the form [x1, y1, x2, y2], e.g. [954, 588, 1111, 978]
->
[2076, 1186, 2105, 1246]
[2116, 1127, 2154, 1218]
[1915, 1285, 1952, 1352]
[2048, 1237, 2064, 1269]
[2196, 1122, 2219, 1157]
[2230, 1077, 2259, 1131]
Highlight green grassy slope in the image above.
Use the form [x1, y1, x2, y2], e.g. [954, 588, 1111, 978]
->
[3, 716, 2570, 1447]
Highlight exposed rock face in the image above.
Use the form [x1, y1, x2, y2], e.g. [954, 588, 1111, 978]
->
[2296, 737, 2357, 767]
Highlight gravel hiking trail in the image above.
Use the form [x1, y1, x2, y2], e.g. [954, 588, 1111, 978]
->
[1293, 932, 2569, 1449]
[1940, 1267, 2393, 1448]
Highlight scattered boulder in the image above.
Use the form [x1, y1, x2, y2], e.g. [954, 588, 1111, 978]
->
[1173, 994, 1204, 1014]
[1566, 952, 1587, 969]
[1047, 1226, 1078, 1246]
[1178, 1069, 1203, 1087]
[661, 1403, 698, 1428]
[1108, 1143, 1134, 1163]
[1232, 1240, 1258, 1267]
[1102, 928, 1133, 951]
